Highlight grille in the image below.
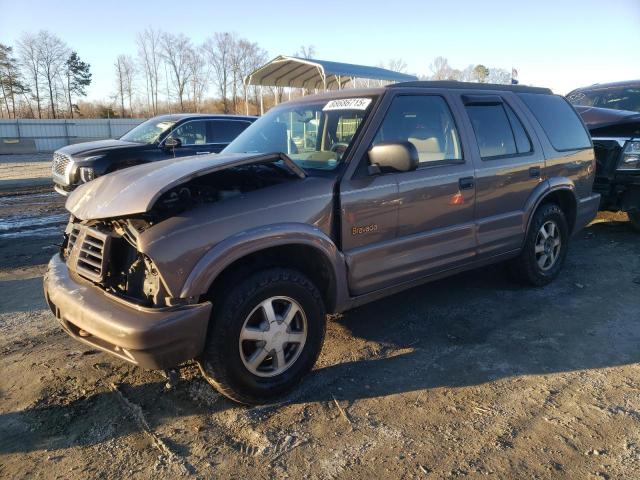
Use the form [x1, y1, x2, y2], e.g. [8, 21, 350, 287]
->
[68, 225, 112, 283]
[52, 152, 72, 183]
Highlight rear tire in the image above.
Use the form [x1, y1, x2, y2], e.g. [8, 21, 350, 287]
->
[198, 268, 326, 405]
[510, 203, 569, 286]
[628, 211, 640, 232]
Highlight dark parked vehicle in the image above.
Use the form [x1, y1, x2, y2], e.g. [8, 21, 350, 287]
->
[44, 82, 599, 404]
[567, 80, 640, 230]
[51, 114, 256, 195]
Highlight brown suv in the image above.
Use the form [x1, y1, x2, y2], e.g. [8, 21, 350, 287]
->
[44, 82, 600, 404]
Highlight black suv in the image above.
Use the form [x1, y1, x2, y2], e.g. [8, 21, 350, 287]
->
[567, 80, 640, 230]
[52, 114, 256, 195]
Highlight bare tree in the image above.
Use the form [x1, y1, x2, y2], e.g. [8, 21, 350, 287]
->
[187, 45, 208, 112]
[17, 33, 43, 118]
[236, 40, 266, 114]
[137, 28, 162, 115]
[203, 32, 235, 113]
[114, 55, 129, 117]
[160, 33, 192, 112]
[429, 56, 454, 80]
[295, 45, 316, 59]
[385, 58, 407, 73]
[36, 30, 68, 118]
[487, 68, 511, 85]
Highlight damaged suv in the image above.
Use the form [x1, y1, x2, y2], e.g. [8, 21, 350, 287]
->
[44, 82, 599, 404]
[567, 80, 640, 230]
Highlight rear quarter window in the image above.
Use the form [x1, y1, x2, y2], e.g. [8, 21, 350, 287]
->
[517, 93, 591, 151]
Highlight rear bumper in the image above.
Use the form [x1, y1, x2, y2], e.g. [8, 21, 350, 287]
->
[575, 193, 601, 232]
[43, 254, 212, 369]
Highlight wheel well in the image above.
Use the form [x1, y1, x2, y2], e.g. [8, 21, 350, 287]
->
[539, 189, 577, 233]
[206, 244, 336, 312]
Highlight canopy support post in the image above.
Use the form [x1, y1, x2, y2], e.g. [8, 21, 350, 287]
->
[259, 86, 264, 116]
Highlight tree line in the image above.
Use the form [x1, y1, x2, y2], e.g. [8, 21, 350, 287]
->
[0, 31, 91, 119]
[1, 29, 514, 120]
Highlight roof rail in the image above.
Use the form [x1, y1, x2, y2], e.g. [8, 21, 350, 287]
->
[387, 80, 552, 94]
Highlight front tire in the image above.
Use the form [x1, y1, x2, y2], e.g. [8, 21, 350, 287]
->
[628, 211, 640, 232]
[510, 203, 569, 286]
[198, 268, 326, 405]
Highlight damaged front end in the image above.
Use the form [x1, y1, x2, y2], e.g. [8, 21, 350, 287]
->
[60, 216, 175, 307]
[45, 152, 310, 369]
[60, 157, 302, 308]
[574, 106, 640, 213]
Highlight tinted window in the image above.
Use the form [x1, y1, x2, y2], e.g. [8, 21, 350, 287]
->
[504, 104, 532, 154]
[518, 93, 591, 151]
[373, 95, 462, 164]
[465, 104, 517, 158]
[567, 86, 640, 112]
[171, 121, 208, 145]
[210, 120, 252, 143]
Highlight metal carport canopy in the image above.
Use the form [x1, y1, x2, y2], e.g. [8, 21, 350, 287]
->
[245, 55, 418, 90]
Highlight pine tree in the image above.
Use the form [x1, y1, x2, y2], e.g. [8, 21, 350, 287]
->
[65, 51, 91, 118]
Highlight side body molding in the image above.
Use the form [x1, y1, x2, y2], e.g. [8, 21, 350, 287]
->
[179, 223, 349, 309]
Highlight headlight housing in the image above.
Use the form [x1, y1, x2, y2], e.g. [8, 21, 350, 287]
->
[78, 167, 95, 182]
[619, 141, 640, 170]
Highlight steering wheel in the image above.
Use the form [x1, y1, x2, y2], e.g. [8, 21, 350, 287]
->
[330, 142, 349, 155]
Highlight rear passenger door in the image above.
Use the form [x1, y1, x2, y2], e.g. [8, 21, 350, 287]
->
[457, 93, 545, 259]
[342, 92, 477, 295]
[208, 120, 253, 153]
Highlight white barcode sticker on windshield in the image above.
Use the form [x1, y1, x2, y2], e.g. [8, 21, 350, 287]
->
[323, 98, 372, 111]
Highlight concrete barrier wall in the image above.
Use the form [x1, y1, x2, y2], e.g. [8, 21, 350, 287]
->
[0, 119, 145, 153]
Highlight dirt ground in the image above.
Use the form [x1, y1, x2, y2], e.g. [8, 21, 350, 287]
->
[1, 186, 639, 479]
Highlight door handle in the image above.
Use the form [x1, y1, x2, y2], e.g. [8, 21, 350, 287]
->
[529, 166, 541, 178]
[458, 177, 475, 190]
[196, 151, 211, 155]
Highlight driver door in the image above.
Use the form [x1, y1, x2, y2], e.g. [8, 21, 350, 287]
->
[165, 120, 213, 157]
[340, 91, 476, 296]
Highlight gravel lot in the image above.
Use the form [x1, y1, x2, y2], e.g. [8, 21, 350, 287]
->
[0, 154, 52, 192]
[0, 181, 639, 479]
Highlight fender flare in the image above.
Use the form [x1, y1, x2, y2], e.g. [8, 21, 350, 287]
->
[179, 222, 348, 309]
[522, 178, 578, 241]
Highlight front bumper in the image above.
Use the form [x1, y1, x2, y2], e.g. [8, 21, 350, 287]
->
[575, 193, 601, 232]
[43, 254, 212, 369]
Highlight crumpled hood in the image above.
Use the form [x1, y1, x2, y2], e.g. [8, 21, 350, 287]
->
[66, 152, 273, 220]
[58, 139, 140, 157]
[574, 105, 640, 131]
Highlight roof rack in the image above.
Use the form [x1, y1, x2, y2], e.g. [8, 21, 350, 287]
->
[387, 80, 552, 94]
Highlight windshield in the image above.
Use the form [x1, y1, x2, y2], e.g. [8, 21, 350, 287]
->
[120, 118, 176, 144]
[567, 85, 640, 112]
[223, 96, 376, 170]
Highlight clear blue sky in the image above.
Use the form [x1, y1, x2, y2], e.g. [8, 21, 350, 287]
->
[1, 0, 639, 100]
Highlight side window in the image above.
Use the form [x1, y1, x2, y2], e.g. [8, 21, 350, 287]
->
[373, 95, 462, 165]
[504, 104, 532, 154]
[209, 120, 251, 143]
[465, 103, 517, 159]
[171, 121, 208, 145]
[517, 93, 591, 151]
[335, 114, 364, 144]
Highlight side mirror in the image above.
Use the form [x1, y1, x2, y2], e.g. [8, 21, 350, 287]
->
[164, 136, 182, 150]
[368, 141, 419, 174]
